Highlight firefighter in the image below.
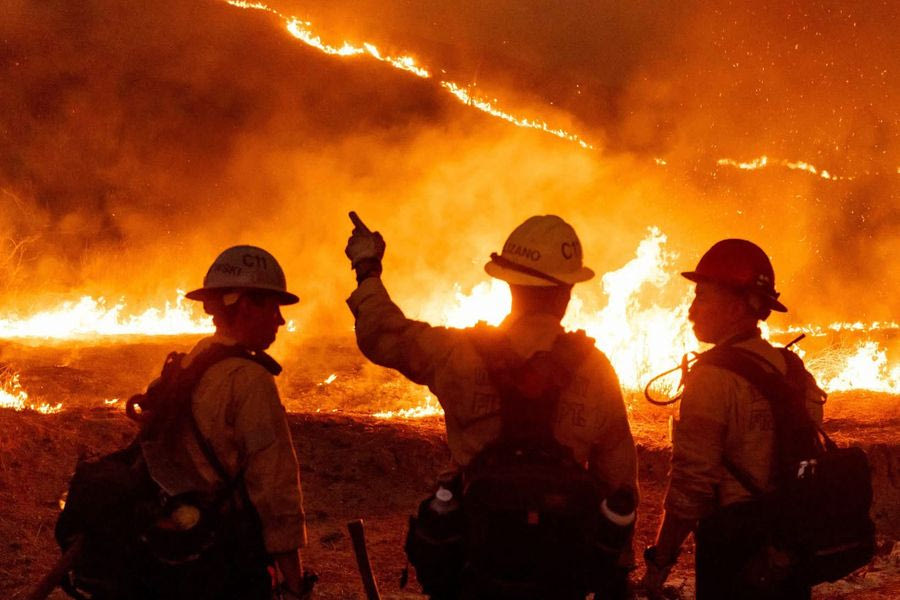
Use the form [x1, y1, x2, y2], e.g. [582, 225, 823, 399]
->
[345, 213, 638, 599]
[642, 239, 824, 600]
[178, 245, 313, 599]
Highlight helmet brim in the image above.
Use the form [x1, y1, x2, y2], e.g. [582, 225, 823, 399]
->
[681, 271, 787, 312]
[680, 270, 705, 285]
[484, 261, 594, 287]
[185, 287, 300, 305]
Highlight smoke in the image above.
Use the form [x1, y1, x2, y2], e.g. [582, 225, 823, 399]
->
[0, 0, 449, 309]
[0, 0, 896, 331]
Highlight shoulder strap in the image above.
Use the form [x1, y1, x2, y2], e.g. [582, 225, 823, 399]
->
[127, 345, 280, 423]
[134, 343, 281, 485]
[695, 347, 782, 496]
[697, 345, 784, 399]
[179, 344, 281, 483]
[695, 345, 824, 494]
[779, 347, 828, 406]
[180, 343, 282, 380]
[470, 325, 595, 442]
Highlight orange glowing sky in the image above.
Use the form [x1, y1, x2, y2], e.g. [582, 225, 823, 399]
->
[0, 0, 896, 333]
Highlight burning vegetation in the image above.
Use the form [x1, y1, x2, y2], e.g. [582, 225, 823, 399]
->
[0, 0, 897, 598]
[0, 227, 896, 415]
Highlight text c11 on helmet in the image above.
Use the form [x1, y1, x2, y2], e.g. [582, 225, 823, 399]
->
[681, 239, 787, 312]
[185, 245, 300, 305]
[484, 215, 595, 287]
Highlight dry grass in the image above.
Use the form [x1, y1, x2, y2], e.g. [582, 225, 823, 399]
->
[0, 335, 897, 598]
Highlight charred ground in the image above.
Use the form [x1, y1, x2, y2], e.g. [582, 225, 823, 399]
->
[1, 336, 898, 598]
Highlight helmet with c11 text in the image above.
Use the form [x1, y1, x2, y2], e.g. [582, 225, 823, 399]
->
[484, 215, 594, 287]
[185, 245, 299, 305]
[681, 239, 786, 312]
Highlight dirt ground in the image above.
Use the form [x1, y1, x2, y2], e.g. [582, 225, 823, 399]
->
[1, 335, 898, 598]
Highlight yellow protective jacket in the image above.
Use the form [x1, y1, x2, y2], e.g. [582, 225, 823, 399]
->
[180, 334, 307, 554]
[347, 277, 638, 495]
[664, 333, 825, 521]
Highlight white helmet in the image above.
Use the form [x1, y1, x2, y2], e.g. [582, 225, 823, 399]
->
[484, 215, 594, 287]
[185, 245, 299, 305]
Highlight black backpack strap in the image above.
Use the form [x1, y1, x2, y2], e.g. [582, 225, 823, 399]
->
[470, 325, 544, 440]
[696, 346, 786, 403]
[778, 348, 833, 451]
[469, 324, 595, 442]
[128, 345, 280, 425]
[178, 343, 282, 381]
[179, 344, 281, 484]
[125, 351, 186, 423]
[696, 347, 779, 496]
[134, 343, 281, 489]
[695, 345, 822, 495]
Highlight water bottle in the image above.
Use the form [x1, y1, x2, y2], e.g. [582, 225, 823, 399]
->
[429, 486, 459, 516]
[597, 488, 636, 554]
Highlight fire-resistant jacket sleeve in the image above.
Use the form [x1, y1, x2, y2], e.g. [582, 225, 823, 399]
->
[585, 352, 639, 498]
[347, 277, 465, 387]
[230, 364, 307, 554]
[663, 364, 732, 521]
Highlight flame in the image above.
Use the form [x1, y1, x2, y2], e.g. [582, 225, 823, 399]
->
[440, 82, 593, 149]
[0, 369, 61, 414]
[427, 280, 511, 329]
[806, 342, 900, 395]
[423, 228, 897, 394]
[770, 321, 900, 337]
[373, 394, 444, 419]
[0, 3, 892, 418]
[0, 292, 212, 340]
[421, 228, 696, 391]
[227, 1, 593, 149]
[717, 156, 843, 180]
[564, 229, 695, 390]
[285, 19, 430, 77]
[223, 1, 889, 179]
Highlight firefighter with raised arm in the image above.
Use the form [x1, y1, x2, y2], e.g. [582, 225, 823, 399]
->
[177, 246, 313, 599]
[642, 239, 825, 600]
[345, 213, 638, 599]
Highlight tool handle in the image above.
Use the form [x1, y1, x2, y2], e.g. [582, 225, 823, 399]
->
[347, 519, 381, 600]
[27, 536, 84, 600]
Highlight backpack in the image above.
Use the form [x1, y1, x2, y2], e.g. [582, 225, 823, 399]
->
[460, 327, 608, 599]
[697, 345, 876, 587]
[54, 344, 279, 599]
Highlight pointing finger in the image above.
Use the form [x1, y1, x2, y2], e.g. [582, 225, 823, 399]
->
[348, 211, 371, 234]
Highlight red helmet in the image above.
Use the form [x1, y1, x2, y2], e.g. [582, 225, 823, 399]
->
[681, 239, 787, 312]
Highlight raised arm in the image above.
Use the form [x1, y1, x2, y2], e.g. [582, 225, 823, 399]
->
[345, 212, 463, 389]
